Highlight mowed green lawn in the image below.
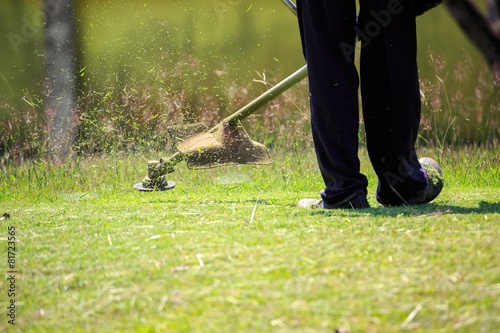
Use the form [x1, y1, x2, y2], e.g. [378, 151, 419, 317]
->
[0, 146, 499, 332]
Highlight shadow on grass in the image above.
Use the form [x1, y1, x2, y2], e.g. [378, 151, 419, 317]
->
[134, 193, 499, 217]
[306, 201, 500, 217]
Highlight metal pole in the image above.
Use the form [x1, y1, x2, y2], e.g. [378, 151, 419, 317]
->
[281, 0, 297, 15]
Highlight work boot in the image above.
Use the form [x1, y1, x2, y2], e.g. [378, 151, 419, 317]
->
[297, 189, 370, 209]
[377, 157, 444, 206]
[411, 157, 444, 204]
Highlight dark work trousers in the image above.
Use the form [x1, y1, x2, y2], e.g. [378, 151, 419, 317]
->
[297, 0, 428, 205]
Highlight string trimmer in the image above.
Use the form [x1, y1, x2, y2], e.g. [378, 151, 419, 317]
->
[134, 0, 305, 191]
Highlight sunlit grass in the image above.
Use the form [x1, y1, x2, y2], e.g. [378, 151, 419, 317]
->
[0, 145, 499, 332]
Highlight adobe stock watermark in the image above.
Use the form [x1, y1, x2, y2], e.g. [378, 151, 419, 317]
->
[6, 224, 17, 326]
[213, 0, 245, 21]
[340, 0, 404, 63]
[6, 0, 69, 53]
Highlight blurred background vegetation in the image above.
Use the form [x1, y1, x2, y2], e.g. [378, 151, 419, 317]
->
[0, 0, 498, 164]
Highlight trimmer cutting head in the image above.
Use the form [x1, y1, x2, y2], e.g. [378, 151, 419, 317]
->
[133, 158, 179, 192]
[133, 178, 175, 192]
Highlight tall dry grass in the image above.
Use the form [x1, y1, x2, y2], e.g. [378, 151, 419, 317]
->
[1, 50, 499, 166]
[419, 46, 500, 147]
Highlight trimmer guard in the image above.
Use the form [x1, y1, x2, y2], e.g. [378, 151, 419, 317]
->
[178, 120, 271, 169]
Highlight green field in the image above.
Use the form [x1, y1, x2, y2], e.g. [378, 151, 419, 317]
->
[0, 145, 499, 332]
[1, 2, 499, 331]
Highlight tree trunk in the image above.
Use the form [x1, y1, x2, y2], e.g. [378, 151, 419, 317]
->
[44, 0, 77, 161]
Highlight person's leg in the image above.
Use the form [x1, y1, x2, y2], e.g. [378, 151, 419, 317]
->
[358, 0, 429, 205]
[297, 0, 368, 206]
